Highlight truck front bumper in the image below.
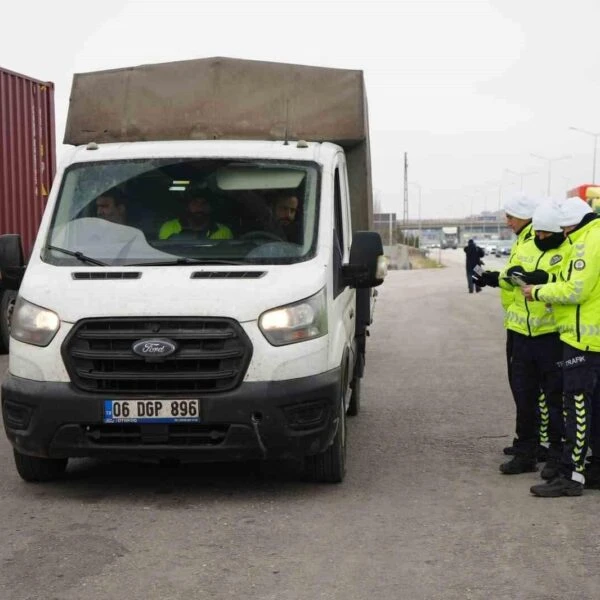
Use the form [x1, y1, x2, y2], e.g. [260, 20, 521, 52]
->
[2, 370, 340, 462]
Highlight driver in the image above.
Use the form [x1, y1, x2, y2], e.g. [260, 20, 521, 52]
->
[159, 190, 233, 241]
[237, 189, 301, 242]
[272, 192, 298, 229]
[269, 191, 300, 243]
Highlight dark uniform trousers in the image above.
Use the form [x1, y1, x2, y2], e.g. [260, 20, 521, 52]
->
[506, 330, 516, 399]
[510, 332, 564, 458]
[560, 344, 600, 478]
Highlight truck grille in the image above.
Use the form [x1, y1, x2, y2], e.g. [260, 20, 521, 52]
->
[62, 318, 252, 394]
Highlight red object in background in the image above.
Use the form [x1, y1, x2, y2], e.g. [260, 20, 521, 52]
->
[567, 184, 600, 201]
[0, 66, 56, 258]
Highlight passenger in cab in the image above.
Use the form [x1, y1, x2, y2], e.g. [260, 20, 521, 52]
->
[159, 189, 233, 241]
[96, 188, 128, 225]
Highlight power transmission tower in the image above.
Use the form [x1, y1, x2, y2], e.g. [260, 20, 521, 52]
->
[403, 152, 409, 224]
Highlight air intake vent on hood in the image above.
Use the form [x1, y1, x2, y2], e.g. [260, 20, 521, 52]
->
[191, 271, 266, 279]
[72, 272, 141, 280]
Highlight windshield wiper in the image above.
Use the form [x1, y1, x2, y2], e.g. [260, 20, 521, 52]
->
[47, 245, 108, 266]
[124, 258, 245, 266]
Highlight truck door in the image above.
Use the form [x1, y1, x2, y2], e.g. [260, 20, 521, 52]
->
[332, 156, 355, 373]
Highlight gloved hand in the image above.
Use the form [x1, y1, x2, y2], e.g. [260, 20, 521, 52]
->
[506, 266, 525, 278]
[522, 269, 549, 285]
[506, 266, 549, 285]
[472, 270, 499, 288]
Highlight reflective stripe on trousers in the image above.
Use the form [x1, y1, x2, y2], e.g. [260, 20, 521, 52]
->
[560, 345, 600, 480]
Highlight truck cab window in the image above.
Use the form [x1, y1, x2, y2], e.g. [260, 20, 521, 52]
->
[44, 159, 320, 266]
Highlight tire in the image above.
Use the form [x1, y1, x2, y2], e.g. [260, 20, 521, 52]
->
[347, 376, 361, 417]
[305, 388, 347, 483]
[0, 289, 17, 354]
[13, 449, 68, 482]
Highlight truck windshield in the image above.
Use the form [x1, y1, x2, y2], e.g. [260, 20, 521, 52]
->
[44, 158, 320, 266]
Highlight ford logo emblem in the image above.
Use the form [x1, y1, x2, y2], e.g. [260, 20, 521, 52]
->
[132, 338, 178, 358]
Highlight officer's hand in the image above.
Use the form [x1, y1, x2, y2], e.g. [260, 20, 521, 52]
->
[484, 271, 500, 287]
[471, 273, 485, 287]
[471, 265, 485, 288]
[522, 285, 535, 300]
[522, 269, 549, 285]
[506, 266, 525, 279]
[473, 270, 499, 288]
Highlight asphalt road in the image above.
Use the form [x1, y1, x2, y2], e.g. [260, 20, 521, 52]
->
[1, 252, 599, 600]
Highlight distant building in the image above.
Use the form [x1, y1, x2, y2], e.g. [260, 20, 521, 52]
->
[374, 213, 397, 227]
[374, 212, 398, 245]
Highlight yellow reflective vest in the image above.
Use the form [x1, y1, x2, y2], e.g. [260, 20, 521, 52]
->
[159, 219, 233, 240]
[501, 235, 568, 337]
[498, 223, 534, 312]
[532, 217, 600, 352]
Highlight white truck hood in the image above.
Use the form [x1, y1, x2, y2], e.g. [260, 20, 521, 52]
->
[19, 261, 326, 324]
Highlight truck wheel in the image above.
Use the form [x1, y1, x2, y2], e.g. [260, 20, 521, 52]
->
[0, 289, 17, 354]
[347, 376, 361, 417]
[305, 392, 347, 483]
[13, 450, 68, 482]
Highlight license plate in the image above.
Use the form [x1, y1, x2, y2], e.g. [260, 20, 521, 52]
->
[103, 399, 200, 424]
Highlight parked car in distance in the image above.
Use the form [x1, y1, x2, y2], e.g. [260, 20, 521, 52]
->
[494, 241, 513, 257]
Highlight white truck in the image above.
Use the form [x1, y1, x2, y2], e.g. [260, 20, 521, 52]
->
[0, 57, 386, 483]
[441, 226, 458, 249]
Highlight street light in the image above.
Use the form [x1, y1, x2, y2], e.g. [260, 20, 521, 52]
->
[569, 126, 600, 183]
[504, 168, 539, 190]
[408, 181, 422, 247]
[530, 153, 571, 195]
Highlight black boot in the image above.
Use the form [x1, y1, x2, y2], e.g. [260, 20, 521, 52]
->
[499, 455, 537, 475]
[503, 438, 518, 455]
[540, 459, 559, 481]
[530, 475, 583, 497]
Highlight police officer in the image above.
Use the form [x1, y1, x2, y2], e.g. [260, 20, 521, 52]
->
[472, 193, 541, 457]
[494, 199, 567, 478]
[523, 197, 600, 497]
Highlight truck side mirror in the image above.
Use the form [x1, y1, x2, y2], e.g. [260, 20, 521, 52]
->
[343, 231, 387, 288]
[0, 235, 26, 291]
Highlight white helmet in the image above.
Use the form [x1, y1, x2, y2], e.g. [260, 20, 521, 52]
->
[532, 198, 562, 233]
[503, 193, 539, 220]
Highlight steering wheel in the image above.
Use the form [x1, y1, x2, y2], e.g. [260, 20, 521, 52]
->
[240, 230, 284, 243]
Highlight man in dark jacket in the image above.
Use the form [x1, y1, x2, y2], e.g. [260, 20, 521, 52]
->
[464, 239, 484, 293]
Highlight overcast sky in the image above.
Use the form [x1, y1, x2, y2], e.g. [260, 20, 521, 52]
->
[3, 0, 600, 219]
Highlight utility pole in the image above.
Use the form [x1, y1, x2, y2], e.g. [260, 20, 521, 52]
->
[530, 153, 571, 195]
[505, 168, 538, 190]
[403, 152, 409, 225]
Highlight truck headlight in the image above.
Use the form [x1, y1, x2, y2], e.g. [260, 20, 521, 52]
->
[11, 297, 60, 347]
[259, 289, 327, 346]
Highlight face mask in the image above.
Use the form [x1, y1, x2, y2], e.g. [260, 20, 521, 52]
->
[534, 232, 564, 251]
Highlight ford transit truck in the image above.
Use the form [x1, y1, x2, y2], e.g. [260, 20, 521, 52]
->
[0, 57, 386, 483]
